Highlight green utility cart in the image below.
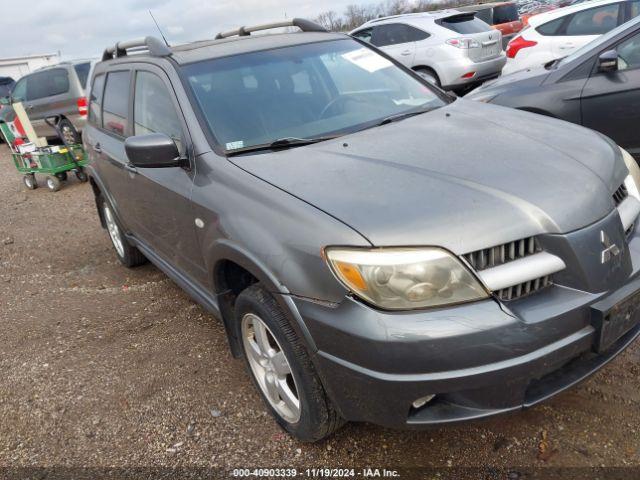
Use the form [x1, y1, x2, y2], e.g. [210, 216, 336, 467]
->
[12, 144, 89, 192]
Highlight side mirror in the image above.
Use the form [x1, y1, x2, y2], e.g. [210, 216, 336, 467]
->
[598, 49, 618, 73]
[124, 133, 185, 168]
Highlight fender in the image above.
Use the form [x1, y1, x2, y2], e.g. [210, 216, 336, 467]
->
[208, 239, 319, 356]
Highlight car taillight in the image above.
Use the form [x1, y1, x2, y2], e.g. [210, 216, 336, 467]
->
[506, 36, 537, 58]
[77, 97, 88, 116]
[446, 38, 481, 49]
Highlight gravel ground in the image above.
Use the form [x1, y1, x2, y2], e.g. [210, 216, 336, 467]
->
[1, 144, 639, 476]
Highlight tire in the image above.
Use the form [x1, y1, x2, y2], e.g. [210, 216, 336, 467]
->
[75, 168, 88, 182]
[235, 284, 344, 442]
[56, 171, 68, 181]
[23, 174, 37, 190]
[414, 67, 440, 87]
[45, 175, 61, 192]
[99, 195, 147, 267]
[58, 118, 80, 145]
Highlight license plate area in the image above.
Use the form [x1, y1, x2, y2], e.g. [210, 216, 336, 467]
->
[591, 289, 640, 353]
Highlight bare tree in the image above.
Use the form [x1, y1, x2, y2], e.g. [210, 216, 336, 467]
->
[315, 10, 346, 31]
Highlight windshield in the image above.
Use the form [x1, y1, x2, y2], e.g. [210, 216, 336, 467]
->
[557, 17, 640, 67]
[183, 39, 446, 152]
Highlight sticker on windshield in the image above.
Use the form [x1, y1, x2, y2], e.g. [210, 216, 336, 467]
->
[226, 140, 244, 150]
[342, 48, 393, 73]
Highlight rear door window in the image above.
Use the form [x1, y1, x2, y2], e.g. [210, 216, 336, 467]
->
[26, 68, 69, 100]
[102, 71, 130, 136]
[74, 62, 91, 89]
[88, 74, 105, 126]
[371, 24, 428, 46]
[630, 0, 640, 19]
[536, 17, 565, 36]
[564, 3, 621, 36]
[439, 15, 492, 33]
[133, 71, 184, 152]
[493, 4, 519, 24]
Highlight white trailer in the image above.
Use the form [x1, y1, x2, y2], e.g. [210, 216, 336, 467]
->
[0, 52, 60, 80]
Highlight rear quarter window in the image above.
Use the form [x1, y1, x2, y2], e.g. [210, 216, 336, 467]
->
[102, 71, 130, 136]
[439, 16, 492, 34]
[493, 4, 519, 24]
[74, 62, 91, 89]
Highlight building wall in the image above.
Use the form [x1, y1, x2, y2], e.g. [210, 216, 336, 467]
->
[0, 53, 60, 80]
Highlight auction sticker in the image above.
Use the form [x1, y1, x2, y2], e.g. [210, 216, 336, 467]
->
[342, 48, 393, 73]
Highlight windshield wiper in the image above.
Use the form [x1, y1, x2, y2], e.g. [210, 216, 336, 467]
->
[376, 107, 435, 127]
[226, 136, 339, 155]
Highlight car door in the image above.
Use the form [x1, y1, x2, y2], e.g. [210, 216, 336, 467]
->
[370, 23, 418, 67]
[22, 68, 71, 138]
[581, 28, 640, 157]
[553, 2, 624, 56]
[125, 64, 203, 278]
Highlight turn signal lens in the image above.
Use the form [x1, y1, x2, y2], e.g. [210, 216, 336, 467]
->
[324, 247, 488, 310]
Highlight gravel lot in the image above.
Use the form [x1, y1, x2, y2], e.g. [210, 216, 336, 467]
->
[1, 144, 639, 476]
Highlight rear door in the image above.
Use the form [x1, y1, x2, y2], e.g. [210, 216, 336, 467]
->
[581, 28, 640, 157]
[552, 2, 624, 56]
[370, 23, 420, 67]
[21, 68, 71, 138]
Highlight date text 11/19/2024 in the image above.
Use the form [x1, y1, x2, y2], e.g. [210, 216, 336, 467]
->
[231, 468, 401, 477]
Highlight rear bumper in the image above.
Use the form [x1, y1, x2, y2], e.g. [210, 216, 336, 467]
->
[440, 54, 507, 90]
[292, 226, 640, 429]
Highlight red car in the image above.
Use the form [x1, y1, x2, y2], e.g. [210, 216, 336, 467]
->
[457, 2, 524, 46]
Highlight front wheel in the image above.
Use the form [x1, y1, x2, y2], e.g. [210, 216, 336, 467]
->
[99, 195, 147, 267]
[235, 284, 344, 442]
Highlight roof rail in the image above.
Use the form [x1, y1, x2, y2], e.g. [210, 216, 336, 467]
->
[102, 36, 171, 61]
[214, 18, 326, 40]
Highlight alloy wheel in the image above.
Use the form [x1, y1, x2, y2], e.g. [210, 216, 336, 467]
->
[103, 204, 125, 258]
[241, 312, 301, 423]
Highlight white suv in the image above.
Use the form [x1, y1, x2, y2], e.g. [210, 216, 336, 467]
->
[350, 10, 507, 91]
[504, 0, 640, 74]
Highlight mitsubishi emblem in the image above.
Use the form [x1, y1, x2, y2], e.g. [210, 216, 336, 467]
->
[600, 230, 620, 264]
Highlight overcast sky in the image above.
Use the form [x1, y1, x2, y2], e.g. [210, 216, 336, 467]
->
[1, 0, 360, 60]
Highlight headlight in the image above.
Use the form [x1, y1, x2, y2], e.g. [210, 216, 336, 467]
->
[324, 247, 489, 310]
[621, 146, 640, 200]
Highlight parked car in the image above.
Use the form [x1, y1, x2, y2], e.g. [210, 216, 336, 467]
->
[456, 2, 524, 47]
[503, 0, 639, 74]
[467, 15, 640, 159]
[350, 10, 506, 90]
[9, 60, 95, 144]
[86, 20, 640, 442]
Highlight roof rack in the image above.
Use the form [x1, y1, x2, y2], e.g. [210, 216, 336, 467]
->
[102, 36, 171, 61]
[214, 18, 326, 40]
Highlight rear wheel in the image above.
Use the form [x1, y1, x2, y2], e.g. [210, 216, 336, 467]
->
[58, 118, 80, 145]
[23, 174, 37, 190]
[45, 175, 61, 192]
[99, 195, 147, 267]
[414, 67, 440, 86]
[235, 284, 344, 442]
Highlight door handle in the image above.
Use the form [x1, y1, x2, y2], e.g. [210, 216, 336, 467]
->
[124, 163, 137, 174]
[26, 104, 34, 110]
[92, 142, 102, 153]
[401, 50, 412, 55]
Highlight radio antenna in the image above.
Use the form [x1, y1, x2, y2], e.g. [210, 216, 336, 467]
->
[149, 10, 170, 47]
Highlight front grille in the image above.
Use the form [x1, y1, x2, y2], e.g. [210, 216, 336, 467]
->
[463, 237, 552, 301]
[613, 183, 628, 206]
[496, 275, 553, 301]
[463, 237, 541, 271]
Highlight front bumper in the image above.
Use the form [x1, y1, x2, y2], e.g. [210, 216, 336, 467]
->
[291, 218, 640, 429]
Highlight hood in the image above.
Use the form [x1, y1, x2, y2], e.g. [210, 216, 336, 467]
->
[467, 66, 549, 98]
[231, 99, 626, 254]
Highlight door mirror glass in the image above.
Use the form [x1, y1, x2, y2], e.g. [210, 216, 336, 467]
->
[598, 49, 618, 72]
[124, 133, 182, 168]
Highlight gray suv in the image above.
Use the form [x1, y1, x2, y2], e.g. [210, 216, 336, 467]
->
[85, 20, 640, 442]
[10, 60, 94, 144]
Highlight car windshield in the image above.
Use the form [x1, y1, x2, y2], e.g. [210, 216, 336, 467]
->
[183, 39, 446, 152]
[557, 17, 640, 67]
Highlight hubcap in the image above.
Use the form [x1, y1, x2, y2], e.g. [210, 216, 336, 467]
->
[241, 313, 301, 423]
[103, 204, 125, 258]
